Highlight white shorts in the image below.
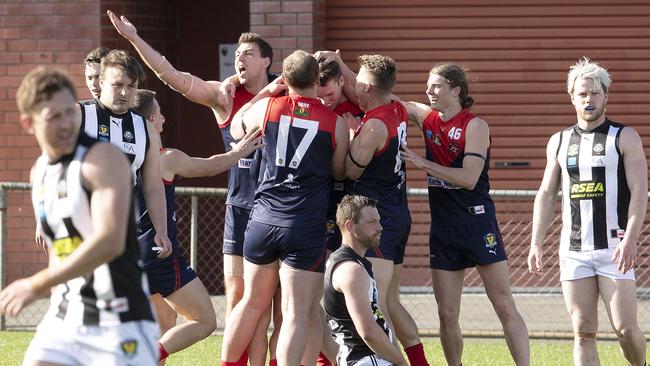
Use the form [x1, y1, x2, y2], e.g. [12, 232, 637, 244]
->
[342, 355, 392, 366]
[560, 247, 635, 281]
[23, 316, 159, 366]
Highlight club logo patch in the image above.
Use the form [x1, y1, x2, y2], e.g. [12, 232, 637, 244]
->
[123, 131, 134, 142]
[568, 144, 579, 156]
[484, 233, 497, 248]
[593, 143, 604, 153]
[121, 340, 138, 356]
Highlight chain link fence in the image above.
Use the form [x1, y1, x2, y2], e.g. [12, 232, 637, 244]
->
[2, 182, 649, 338]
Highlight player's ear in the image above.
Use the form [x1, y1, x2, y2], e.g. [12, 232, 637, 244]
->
[338, 74, 344, 87]
[19, 114, 35, 135]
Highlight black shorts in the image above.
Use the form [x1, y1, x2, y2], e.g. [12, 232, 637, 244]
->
[365, 225, 410, 265]
[429, 220, 508, 270]
[223, 204, 251, 256]
[145, 255, 198, 298]
[244, 220, 327, 272]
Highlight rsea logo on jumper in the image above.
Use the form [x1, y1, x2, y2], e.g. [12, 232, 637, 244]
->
[570, 181, 605, 199]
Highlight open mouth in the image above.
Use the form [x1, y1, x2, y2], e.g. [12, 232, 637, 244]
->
[237, 64, 247, 74]
[585, 106, 595, 112]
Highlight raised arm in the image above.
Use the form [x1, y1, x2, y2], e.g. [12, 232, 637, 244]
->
[160, 127, 263, 180]
[527, 132, 562, 276]
[331, 116, 350, 180]
[0, 144, 132, 316]
[333, 262, 408, 366]
[345, 119, 387, 180]
[107, 10, 225, 112]
[314, 50, 359, 107]
[141, 122, 172, 258]
[400, 117, 489, 190]
[401, 100, 431, 131]
[612, 127, 648, 273]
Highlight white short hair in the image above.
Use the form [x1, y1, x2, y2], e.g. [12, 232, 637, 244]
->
[566, 57, 611, 95]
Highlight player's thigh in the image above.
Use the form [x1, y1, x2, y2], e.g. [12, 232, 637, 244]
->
[562, 276, 600, 330]
[279, 264, 323, 316]
[165, 277, 215, 323]
[598, 276, 639, 331]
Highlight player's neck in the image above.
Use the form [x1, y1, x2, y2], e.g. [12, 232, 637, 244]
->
[243, 74, 270, 95]
[288, 86, 318, 99]
[576, 115, 606, 131]
[337, 94, 349, 106]
[438, 103, 462, 122]
[365, 94, 391, 111]
[342, 241, 367, 257]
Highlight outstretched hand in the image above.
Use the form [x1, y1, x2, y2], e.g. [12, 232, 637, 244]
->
[218, 82, 236, 107]
[314, 49, 343, 65]
[107, 10, 138, 41]
[399, 143, 427, 170]
[231, 126, 264, 156]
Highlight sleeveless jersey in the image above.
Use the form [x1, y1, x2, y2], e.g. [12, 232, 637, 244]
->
[422, 109, 495, 225]
[323, 245, 391, 365]
[30, 133, 154, 327]
[333, 100, 364, 118]
[348, 101, 411, 227]
[135, 172, 181, 266]
[79, 99, 149, 187]
[219, 86, 258, 209]
[556, 119, 630, 252]
[250, 94, 338, 227]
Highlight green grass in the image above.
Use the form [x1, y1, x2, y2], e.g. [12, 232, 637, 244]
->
[0, 331, 628, 366]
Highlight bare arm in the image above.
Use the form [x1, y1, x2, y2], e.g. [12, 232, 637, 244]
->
[400, 117, 489, 190]
[230, 77, 286, 140]
[345, 119, 387, 180]
[160, 127, 263, 180]
[0, 144, 132, 316]
[527, 132, 562, 275]
[314, 50, 359, 106]
[402, 101, 431, 131]
[331, 116, 350, 180]
[612, 127, 648, 273]
[107, 10, 226, 112]
[333, 262, 408, 366]
[142, 122, 171, 257]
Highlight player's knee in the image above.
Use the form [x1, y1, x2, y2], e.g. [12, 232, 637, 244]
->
[613, 322, 641, 341]
[437, 304, 460, 323]
[492, 299, 520, 321]
[574, 330, 597, 343]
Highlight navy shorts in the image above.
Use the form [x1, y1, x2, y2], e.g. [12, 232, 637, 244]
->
[365, 225, 410, 265]
[145, 255, 198, 298]
[244, 220, 328, 272]
[223, 204, 251, 256]
[326, 219, 342, 252]
[429, 219, 508, 270]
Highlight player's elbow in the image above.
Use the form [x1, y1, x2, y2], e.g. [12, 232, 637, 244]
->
[460, 177, 478, 190]
[358, 327, 384, 347]
[97, 233, 126, 261]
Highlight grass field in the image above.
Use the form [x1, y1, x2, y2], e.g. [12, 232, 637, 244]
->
[0, 331, 629, 366]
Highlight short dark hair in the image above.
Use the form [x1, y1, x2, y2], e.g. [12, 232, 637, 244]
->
[16, 67, 77, 115]
[131, 89, 157, 117]
[239, 32, 273, 74]
[100, 49, 146, 84]
[336, 195, 378, 230]
[429, 64, 474, 109]
[283, 50, 319, 90]
[319, 60, 342, 86]
[357, 54, 396, 94]
[83, 47, 110, 66]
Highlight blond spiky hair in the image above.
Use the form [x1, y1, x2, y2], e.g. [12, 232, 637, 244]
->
[566, 57, 611, 95]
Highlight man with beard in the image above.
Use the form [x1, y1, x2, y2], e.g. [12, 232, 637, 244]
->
[108, 10, 275, 364]
[323, 195, 408, 366]
[528, 58, 647, 366]
[400, 63, 529, 366]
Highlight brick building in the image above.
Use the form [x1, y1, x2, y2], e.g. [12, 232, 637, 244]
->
[1, 0, 649, 289]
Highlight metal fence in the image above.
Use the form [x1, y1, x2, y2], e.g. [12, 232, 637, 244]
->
[1, 182, 649, 339]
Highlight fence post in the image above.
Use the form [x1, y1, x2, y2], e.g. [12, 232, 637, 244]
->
[0, 186, 7, 330]
[190, 195, 198, 271]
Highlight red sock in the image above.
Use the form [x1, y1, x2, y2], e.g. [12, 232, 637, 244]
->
[158, 343, 169, 361]
[317, 352, 332, 366]
[404, 343, 429, 366]
[269, 359, 278, 366]
[221, 350, 248, 366]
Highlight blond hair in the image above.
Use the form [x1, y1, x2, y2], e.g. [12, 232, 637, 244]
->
[566, 57, 611, 95]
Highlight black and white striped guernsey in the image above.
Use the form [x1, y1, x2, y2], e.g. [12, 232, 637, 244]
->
[30, 133, 155, 326]
[79, 99, 149, 187]
[556, 119, 630, 253]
